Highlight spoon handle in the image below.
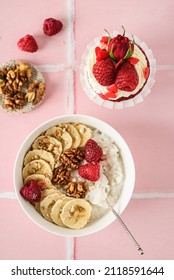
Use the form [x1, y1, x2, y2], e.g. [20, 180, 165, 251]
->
[107, 201, 144, 255]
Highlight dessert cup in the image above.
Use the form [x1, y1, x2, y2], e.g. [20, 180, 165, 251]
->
[80, 31, 156, 109]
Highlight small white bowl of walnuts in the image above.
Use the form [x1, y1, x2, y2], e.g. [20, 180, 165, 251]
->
[0, 60, 45, 113]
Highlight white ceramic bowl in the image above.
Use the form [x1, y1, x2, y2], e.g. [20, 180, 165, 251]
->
[13, 114, 135, 237]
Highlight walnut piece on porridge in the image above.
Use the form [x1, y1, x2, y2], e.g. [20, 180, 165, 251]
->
[60, 147, 84, 169]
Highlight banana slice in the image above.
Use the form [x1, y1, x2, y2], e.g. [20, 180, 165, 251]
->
[24, 149, 55, 170]
[32, 135, 62, 162]
[60, 198, 92, 229]
[33, 188, 61, 215]
[46, 126, 72, 151]
[59, 123, 81, 148]
[24, 174, 52, 185]
[41, 187, 61, 200]
[74, 123, 92, 147]
[22, 159, 53, 180]
[40, 193, 63, 222]
[50, 197, 72, 227]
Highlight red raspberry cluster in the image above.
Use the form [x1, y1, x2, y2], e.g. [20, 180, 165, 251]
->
[78, 139, 103, 182]
[17, 18, 63, 53]
[92, 28, 143, 100]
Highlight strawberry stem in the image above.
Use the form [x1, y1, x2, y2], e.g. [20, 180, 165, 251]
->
[104, 29, 112, 43]
[121, 25, 126, 36]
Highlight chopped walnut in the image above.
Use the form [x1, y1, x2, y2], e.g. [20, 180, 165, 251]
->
[3, 92, 25, 110]
[64, 182, 88, 198]
[26, 81, 45, 105]
[60, 147, 84, 169]
[52, 165, 71, 186]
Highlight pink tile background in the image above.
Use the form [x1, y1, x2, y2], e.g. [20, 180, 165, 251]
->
[0, 0, 174, 260]
[0, 200, 66, 260]
[75, 198, 174, 260]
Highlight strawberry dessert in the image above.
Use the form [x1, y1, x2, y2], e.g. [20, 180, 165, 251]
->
[83, 27, 155, 105]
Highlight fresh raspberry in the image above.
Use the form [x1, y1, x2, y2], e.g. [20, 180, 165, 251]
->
[92, 58, 116, 86]
[20, 180, 41, 202]
[43, 18, 63, 36]
[115, 61, 139, 92]
[78, 163, 100, 182]
[17, 34, 38, 53]
[85, 139, 103, 163]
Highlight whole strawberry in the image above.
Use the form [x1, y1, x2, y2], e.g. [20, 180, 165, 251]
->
[92, 58, 115, 86]
[115, 61, 139, 91]
[85, 139, 103, 163]
[78, 163, 100, 182]
[20, 180, 41, 202]
[17, 34, 38, 53]
[43, 18, 63, 36]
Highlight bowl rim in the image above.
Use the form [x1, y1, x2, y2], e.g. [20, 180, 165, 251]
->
[13, 114, 135, 237]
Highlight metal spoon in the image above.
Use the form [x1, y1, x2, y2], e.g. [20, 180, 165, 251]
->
[106, 200, 144, 255]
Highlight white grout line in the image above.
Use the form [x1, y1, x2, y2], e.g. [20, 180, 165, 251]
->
[66, 0, 75, 115]
[34, 64, 174, 73]
[65, 0, 75, 260]
[0, 192, 17, 199]
[132, 192, 174, 199]
[1, 192, 174, 199]
[66, 237, 75, 260]
[36, 64, 67, 72]
[156, 65, 174, 70]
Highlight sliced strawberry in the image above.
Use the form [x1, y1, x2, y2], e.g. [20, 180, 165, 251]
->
[95, 47, 109, 61]
[144, 67, 150, 79]
[129, 57, 139, 65]
[106, 84, 118, 93]
[98, 93, 109, 100]
[104, 91, 117, 99]
[100, 36, 109, 44]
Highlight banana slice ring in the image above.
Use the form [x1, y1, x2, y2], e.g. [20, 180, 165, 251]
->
[60, 198, 92, 229]
[24, 149, 55, 170]
[40, 193, 63, 222]
[24, 174, 52, 185]
[50, 197, 72, 227]
[22, 159, 53, 180]
[46, 126, 73, 151]
[32, 135, 62, 162]
[74, 123, 92, 147]
[60, 123, 81, 148]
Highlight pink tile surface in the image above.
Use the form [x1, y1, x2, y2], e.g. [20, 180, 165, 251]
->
[0, 199, 66, 260]
[76, 70, 174, 193]
[75, 0, 174, 65]
[0, 0, 67, 65]
[0, 0, 174, 261]
[75, 198, 174, 260]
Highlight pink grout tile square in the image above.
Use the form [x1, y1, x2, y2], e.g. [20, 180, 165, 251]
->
[75, 0, 174, 65]
[0, 0, 68, 65]
[0, 71, 67, 192]
[0, 199, 66, 259]
[74, 198, 174, 260]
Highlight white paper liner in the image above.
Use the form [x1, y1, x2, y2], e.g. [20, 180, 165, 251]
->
[0, 60, 46, 114]
[80, 31, 156, 109]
